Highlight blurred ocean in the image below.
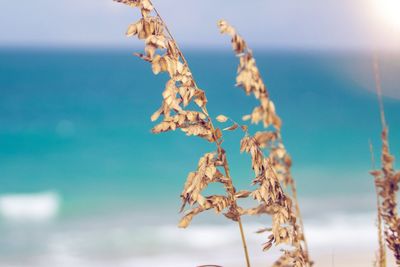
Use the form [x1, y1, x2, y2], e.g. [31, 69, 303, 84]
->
[0, 49, 399, 266]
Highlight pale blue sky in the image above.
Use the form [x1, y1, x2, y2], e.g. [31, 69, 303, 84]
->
[0, 0, 399, 49]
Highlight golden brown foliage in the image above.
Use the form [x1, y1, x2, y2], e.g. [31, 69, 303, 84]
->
[240, 136, 297, 252]
[371, 129, 400, 265]
[116, 1, 312, 266]
[114, 0, 242, 224]
[218, 20, 311, 266]
[370, 56, 400, 265]
[115, 1, 252, 265]
[370, 141, 387, 267]
[218, 20, 281, 130]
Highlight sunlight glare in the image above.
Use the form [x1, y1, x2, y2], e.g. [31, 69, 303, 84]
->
[374, 0, 400, 29]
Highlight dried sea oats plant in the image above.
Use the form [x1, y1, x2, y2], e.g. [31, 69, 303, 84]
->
[218, 20, 311, 267]
[370, 57, 400, 265]
[114, 0, 251, 265]
[115, 1, 309, 266]
[369, 141, 387, 267]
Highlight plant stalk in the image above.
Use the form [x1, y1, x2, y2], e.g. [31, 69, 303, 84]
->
[290, 181, 310, 260]
[150, 3, 251, 266]
[372, 54, 386, 129]
[204, 106, 251, 267]
[238, 219, 251, 267]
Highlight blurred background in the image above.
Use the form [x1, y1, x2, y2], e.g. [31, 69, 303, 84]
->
[1, 0, 400, 266]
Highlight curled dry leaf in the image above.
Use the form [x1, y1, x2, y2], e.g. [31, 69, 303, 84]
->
[235, 190, 252, 199]
[179, 206, 207, 228]
[214, 128, 222, 140]
[223, 123, 239, 131]
[240, 125, 248, 132]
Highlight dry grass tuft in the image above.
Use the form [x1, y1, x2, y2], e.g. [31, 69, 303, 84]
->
[370, 56, 400, 265]
[115, 1, 311, 266]
[218, 20, 311, 266]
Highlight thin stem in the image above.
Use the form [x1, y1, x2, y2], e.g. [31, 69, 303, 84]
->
[369, 140, 376, 171]
[290, 181, 310, 258]
[372, 54, 386, 129]
[150, 3, 251, 266]
[238, 219, 251, 267]
[204, 106, 251, 267]
[152, 5, 199, 89]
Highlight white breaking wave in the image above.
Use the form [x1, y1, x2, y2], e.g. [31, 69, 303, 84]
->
[0, 210, 394, 267]
[0, 191, 60, 221]
[156, 213, 377, 249]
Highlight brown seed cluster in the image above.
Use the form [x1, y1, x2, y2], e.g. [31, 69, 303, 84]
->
[371, 127, 400, 265]
[369, 141, 387, 267]
[240, 136, 294, 250]
[218, 20, 311, 266]
[179, 152, 239, 228]
[218, 20, 281, 130]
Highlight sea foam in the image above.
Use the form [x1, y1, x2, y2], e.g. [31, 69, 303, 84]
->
[0, 191, 60, 221]
[0, 210, 390, 267]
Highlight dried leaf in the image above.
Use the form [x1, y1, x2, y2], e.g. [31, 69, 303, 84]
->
[242, 115, 251, 122]
[214, 128, 222, 140]
[235, 190, 252, 199]
[216, 115, 228, 123]
[223, 123, 238, 131]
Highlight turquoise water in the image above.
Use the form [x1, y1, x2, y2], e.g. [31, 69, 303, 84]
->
[0, 49, 400, 216]
[1, 49, 400, 266]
